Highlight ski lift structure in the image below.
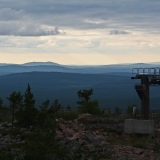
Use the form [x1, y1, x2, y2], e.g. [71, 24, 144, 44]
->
[131, 67, 160, 120]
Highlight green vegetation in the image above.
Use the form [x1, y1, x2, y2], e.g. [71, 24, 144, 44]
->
[126, 104, 141, 116]
[55, 110, 79, 121]
[0, 85, 160, 159]
[77, 88, 93, 105]
[154, 142, 160, 153]
[106, 134, 154, 149]
[24, 118, 56, 159]
[77, 88, 101, 115]
[23, 84, 37, 128]
[0, 98, 3, 109]
[7, 91, 23, 128]
[114, 107, 122, 115]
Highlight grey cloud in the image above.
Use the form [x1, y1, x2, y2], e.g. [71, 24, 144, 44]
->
[1, 0, 160, 16]
[16, 25, 62, 36]
[109, 30, 130, 35]
[0, 8, 25, 21]
[0, 22, 62, 36]
[0, 0, 160, 36]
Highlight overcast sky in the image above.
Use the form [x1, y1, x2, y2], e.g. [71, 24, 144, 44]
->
[0, 0, 160, 65]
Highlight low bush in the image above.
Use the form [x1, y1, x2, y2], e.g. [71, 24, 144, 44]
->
[55, 110, 79, 121]
[78, 100, 101, 115]
[132, 142, 147, 149]
[154, 142, 160, 153]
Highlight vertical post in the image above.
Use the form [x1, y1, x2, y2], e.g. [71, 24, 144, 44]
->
[141, 76, 149, 120]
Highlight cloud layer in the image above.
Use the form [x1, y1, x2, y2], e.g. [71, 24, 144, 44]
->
[0, 0, 160, 36]
[0, 0, 160, 64]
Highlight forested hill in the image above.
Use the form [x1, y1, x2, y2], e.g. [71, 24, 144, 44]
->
[0, 62, 159, 76]
[0, 72, 160, 111]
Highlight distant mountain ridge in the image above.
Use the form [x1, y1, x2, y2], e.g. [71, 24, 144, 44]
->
[0, 61, 159, 76]
[22, 61, 61, 66]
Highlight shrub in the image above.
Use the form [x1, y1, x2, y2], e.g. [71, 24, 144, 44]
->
[154, 142, 160, 153]
[55, 110, 79, 121]
[78, 100, 101, 115]
[114, 107, 122, 115]
[132, 142, 147, 149]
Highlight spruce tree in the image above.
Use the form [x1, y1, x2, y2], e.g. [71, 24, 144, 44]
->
[24, 84, 37, 128]
[77, 88, 93, 105]
[77, 88, 100, 114]
[0, 98, 3, 109]
[7, 91, 23, 128]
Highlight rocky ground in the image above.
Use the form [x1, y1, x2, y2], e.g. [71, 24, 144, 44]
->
[55, 113, 160, 160]
[0, 113, 160, 159]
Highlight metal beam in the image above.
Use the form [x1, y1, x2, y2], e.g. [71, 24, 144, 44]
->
[140, 76, 149, 120]
[131, 67, 160, 120]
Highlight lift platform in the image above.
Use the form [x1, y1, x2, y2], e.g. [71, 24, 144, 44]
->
[131, 68, 160, 120]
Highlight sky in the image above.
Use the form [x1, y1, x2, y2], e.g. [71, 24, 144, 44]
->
[0, 0, 160, 65]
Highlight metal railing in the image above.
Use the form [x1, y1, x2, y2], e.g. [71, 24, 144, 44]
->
[132, 67, 160, 77]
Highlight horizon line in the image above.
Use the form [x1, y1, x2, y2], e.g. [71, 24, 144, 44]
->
[0, 61, 160, 66]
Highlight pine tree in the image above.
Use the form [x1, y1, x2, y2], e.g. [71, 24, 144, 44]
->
[40, 99, 50, 111]
[36, 99, 50, 128]
[77, 88, 93, 105]
[115, 107, 122, 115]
[77, 88, 100, 114]
[0, 98, 3, 109]
[49, 99, 61, 118]
[24, 84, 37, 128]
[7, 91, 23, 128]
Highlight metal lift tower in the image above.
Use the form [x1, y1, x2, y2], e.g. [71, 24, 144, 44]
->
[124, 68, 160, 134]
[131, 68, 160, 120]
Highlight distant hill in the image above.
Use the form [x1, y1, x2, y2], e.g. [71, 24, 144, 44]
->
[22, 61, 61, 66]
[0, 62, 159, 76]
[0, 72, 160, 112]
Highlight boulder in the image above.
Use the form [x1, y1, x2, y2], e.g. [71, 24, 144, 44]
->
[102, 132, 108, 136]
[95, 130, 100, 134]
[94, 135, 106, 145]
[157, 128, 160, 132]
[58, 123, 66, 130]
[56, 130, 63, 135]
[66, 133, 81, 141]
[78, 139, 86, 145]
[77, 113, 99, 124]
[84, 133, 94, 143]
[86, 144, 96, 153]
[58, 118, 66, 124]
[63, 129, 75, 137]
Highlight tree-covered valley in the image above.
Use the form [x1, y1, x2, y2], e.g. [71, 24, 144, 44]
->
[0, 71, 160, 111]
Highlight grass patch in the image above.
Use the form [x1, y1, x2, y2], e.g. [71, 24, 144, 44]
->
[106, 135, 128, 145]
[0, 114, 11, 123]
[102, 127, 122, 135]
[154, 142, 160, 153]
[1, 128, 22, 137]
[6, 143, 24, 150]
[55, 110, 79, 121]
[106, 134, 154, 149]
[0, 150, 14, 160]
[132, 142, 147, 149]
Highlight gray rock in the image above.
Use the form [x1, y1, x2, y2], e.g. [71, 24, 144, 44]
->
[7, 123, 12, 127]
[89, 145, 95, 153]
[84, 133, 94, 143]
[94, 135, 106, 142]
[96, 147, 103, 152]
[20, 128, 27, 132]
